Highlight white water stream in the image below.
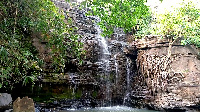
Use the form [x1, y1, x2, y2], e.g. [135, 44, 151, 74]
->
[95, 19, 110, 56]
[114, 53, 119, 85]
[94, 17, 111, 105]
[123, 57, 132, 105]
[94, 16, 134, 106]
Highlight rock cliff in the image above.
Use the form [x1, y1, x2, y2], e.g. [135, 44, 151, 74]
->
[33, 0, 136, 106]
[130, 35, 200, 111]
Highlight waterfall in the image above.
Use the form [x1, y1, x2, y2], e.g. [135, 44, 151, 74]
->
[114, 54, 119, 85]
[94, 17, 111, 105]
[123, 57, 132, 105]
[126, 58, 131, 90]
[95, 19, 110, 56]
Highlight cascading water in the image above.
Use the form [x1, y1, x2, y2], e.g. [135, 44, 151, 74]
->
[3, 0, 169, 111]
[114, 54, 119, 85]
[95, 25, 110, 55]
[126, 58, 131, 92]
[94, 17, 111, 105]
[111, 27, 134, 106]
[50, 0, 136, 108]
[123, 57, 132, 105]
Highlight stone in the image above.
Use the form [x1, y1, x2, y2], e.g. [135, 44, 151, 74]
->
[13, 96, 35, 112]
[131, 35, 200, 110]
[0, 93, 12, 106]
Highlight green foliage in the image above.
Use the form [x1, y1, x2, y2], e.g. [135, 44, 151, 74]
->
[0, 0, 83, 88]
[0, 45, 42, 88]
[152, 1, 200, 47]
[83, 0, 151, 37]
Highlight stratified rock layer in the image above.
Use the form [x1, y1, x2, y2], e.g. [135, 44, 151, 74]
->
[131, 35, 200, 110]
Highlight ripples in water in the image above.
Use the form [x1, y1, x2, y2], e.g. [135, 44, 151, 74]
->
[59, 106, 158, 112]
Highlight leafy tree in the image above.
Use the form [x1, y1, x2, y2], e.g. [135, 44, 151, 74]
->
[83, 0, 151, 37]
[0, 0, 83, 88]
[152, 0, 200, 48]
[147, 0, 200, 58]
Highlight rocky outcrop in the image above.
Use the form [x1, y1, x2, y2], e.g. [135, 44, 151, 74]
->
[130, 35, 200, 110]
[30, 0, 136, 108]
[52, 0, 136, 104]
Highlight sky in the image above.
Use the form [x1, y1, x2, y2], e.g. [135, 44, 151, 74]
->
[146, 0, 200, 14]
[76, 0, 85, 2]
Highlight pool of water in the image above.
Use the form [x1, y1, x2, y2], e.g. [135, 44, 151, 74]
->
[2, 83, 159, 112]
[59, 106, 158, 112]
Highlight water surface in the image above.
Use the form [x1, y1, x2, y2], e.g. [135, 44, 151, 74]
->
[59, 106, 158, 112]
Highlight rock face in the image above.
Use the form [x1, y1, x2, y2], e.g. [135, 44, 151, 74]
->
[30, 0, 200, 110]
[13, 97, 35, 112]
[50, 0, 136, 106]
[131, 35, 200, 110]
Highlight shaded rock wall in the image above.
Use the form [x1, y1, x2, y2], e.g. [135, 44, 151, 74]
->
[131, 35, 200, 110]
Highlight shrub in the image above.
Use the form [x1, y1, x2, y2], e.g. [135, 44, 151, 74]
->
[0, 0, 83, 88]
[151, 0, 200, 47]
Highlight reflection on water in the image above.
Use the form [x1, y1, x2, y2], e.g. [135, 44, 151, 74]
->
[59, 106, 158, 112]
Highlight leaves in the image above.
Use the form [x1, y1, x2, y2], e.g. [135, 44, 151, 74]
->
[84, 0, 151, 37]
[152, 0, 200, 47]
[0, 0, 83, 89]
[23, 76, 35, 86]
